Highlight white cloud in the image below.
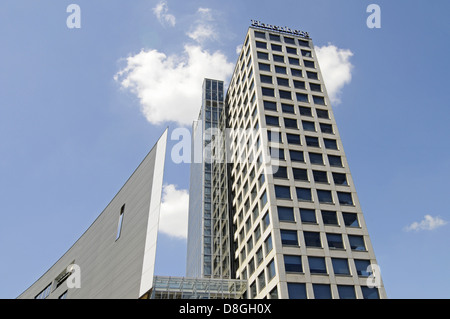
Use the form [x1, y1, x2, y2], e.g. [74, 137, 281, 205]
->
[315, 44, 354, 105]
[158, 184, 189, 239]
[405, 215, 448, 232]
[187, 7, 217, 43]
[153, 0, 176, 27]
[114, 45, 234, 126]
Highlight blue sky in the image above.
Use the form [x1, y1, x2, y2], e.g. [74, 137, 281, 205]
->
[1, 0, 449, 299]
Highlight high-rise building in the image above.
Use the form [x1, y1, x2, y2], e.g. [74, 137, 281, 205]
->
[187, 22, 387, 299]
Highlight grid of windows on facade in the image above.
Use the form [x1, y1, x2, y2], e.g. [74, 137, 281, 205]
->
[223, 26, 383, 299]
[203, 79, 225, 278]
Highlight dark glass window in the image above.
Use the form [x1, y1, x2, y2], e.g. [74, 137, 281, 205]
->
[327, 233, 344, 249]
[355, 259, 371, 276]
[275, 65, 287, 74]
[313, 170, 328, 183]
[279, 90, 292, 100]
[289, 57, 300, 65]
[305, 136, 319, 147]
[262, 87, 275, 97]
[328, 155, 342, 167]
[302, 120, 316, 132]
[332, 258, 350, 275]
[313, 284, 332, 299]
[286, 46, 297, 54]
[316, 109, 329, 119]
[263, 100, 277, 111]
[273, 54, 284, 63]
[324, 138, 338, 150]
[321, 210, 338, 225]
[309, 152, 323, 165]
[298, 39, 310, 47]
[284, 37, 295, 44]
[273, 166, 288, 179]
[254, 31, 266, 39]
[280, 230, 298, 246]
[338, 285, 356, 299]
[320, 123, 333, 134]
[281, 103, 295, 114]
[260, 74, 272, 84]
[271, 43, 282, 51]
[299, 106, 312, 116]
[310, 83, 322, 92]
[317, 190, 333, 203]
[256, 41, 267, 49]
[287, 283, 307, 299]
[301, 49, 312, 57]
[277, 77, 289, 87]
[284, 255, 303, 273]
[289, 150, 304, 162]
[300, 208, 316, 223]
[343, 213, 359, 227]
[257, 51, 269, 60]
[307, 71, 318, 80]
[349, 235, 366, 251]
[304, 60, 315, 68]
[333, 173, 348, 186]
[293, 80, 306, 89]
[275, 185, 291, 199]
[291, 68, 302, 77]
[296, 92, 309, 103]
[265, 115, 279, 126]
[278, 206, 295, 221]
[270, 147, 285, 160]
[296, 187, 312, 201]
[259, 62, 271, 72]
[304, 231, 321, 248]
[308, 256, 327, 274]
[292, 168, 308, 181]
[362, 287, 380, 299]
[313, 96, 326, 105]
[284, 118, 298, 129]
[286, 133, 301, 145]
[337, 192, 354, 205]
[269, 33, 281, 41]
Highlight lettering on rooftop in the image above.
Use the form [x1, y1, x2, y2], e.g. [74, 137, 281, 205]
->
[251, 20, 310, 39]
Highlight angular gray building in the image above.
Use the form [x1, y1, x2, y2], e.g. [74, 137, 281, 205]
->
[18, 130, 168, 299]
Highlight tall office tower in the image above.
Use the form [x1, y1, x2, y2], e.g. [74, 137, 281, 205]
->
[223, 22, 387, 299]
[186, 79, 230, 279]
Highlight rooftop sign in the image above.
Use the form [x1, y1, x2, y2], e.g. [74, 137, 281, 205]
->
[251, 20, 310, 39]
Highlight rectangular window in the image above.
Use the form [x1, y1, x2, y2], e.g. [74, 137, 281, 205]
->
[287, 283, 307, 299]
[286, 133, 301, 145]
[267, 259, 276, 281]
[308, 256, 327, 274]
[260, 74, 272, 83]
[275, 185, 291, 199]
[328, 155, 343, 167]
[306, 71, 318, 80]
[313, 170, 328, 183]
[317, 190, 333, 203]
[355, 259, 371, 276]
[259, 62, 271, 72]
[291, 68, 303, 77]
[281, 103, 295, 114]
[257, 51, 269, 60]
[337, 192, 354, 205]
[320, 123, 333, 134]
[304, 60, 315, 68]
[275, 65, 287, 74]
[280, 229, 298, 246]
[321, 211, 338, 225]
[284, 37, 295, 45]
[362, 287, 380, 299]
[305, 136, 319, 147]
[288, 57, 300, 65]
[299, 106, 312, 116]
[256, 41, 267, 49]
[313, 284, 332, 299]
[300, 208, 316, 223]
[289, 150, 304, 162]
[254, 31, 266, 39]
[304, 231, 321, 248]
[270, 147, 285, 160]
[286, 46, 297, 55]
[316, 109, 329, 119]
[279, 90, 292, 100]
[324, 138, 338, 150]
[273, 166, 288, 179]
[327, 233, 344, 249]
[284, 255, 303, 273]
[333, 173, 348, 186]
[310, 83, 322, 92]
[302, 120, 316, 132]
[292, 168, 308, 181]
[271, 43, 282, 51]
[262, 212, 270, 230]
[296, 187, 312, 201]
[277, 77, 290, 87]
[343, 213, 359, 227]
[264, 234, 273, 254]
[348, 235, 366, 251]
[293, 80, 305, 90]
[265, 115, 279, 126]
[296, 92, 309, 103]
[269, 33, 281, 41]
[273, 54, 284, 63]
[284, 118, 298, 129]
[301, 49, 312, 57]
[262, 87, 275, 97]
[313, 95, 326, 105]
[263, 100, 277, 111]
[298, 39, 310, 47]
[309, 152, 323, 165]
[332, 258, 350, 275]
[116, 204, 125, 240]
[337, 286, 356, 299]
[268, 130, 282, 143]
[278, 206, 295, 222]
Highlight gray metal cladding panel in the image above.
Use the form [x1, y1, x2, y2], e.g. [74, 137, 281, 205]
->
[18, 136, 165, 299]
